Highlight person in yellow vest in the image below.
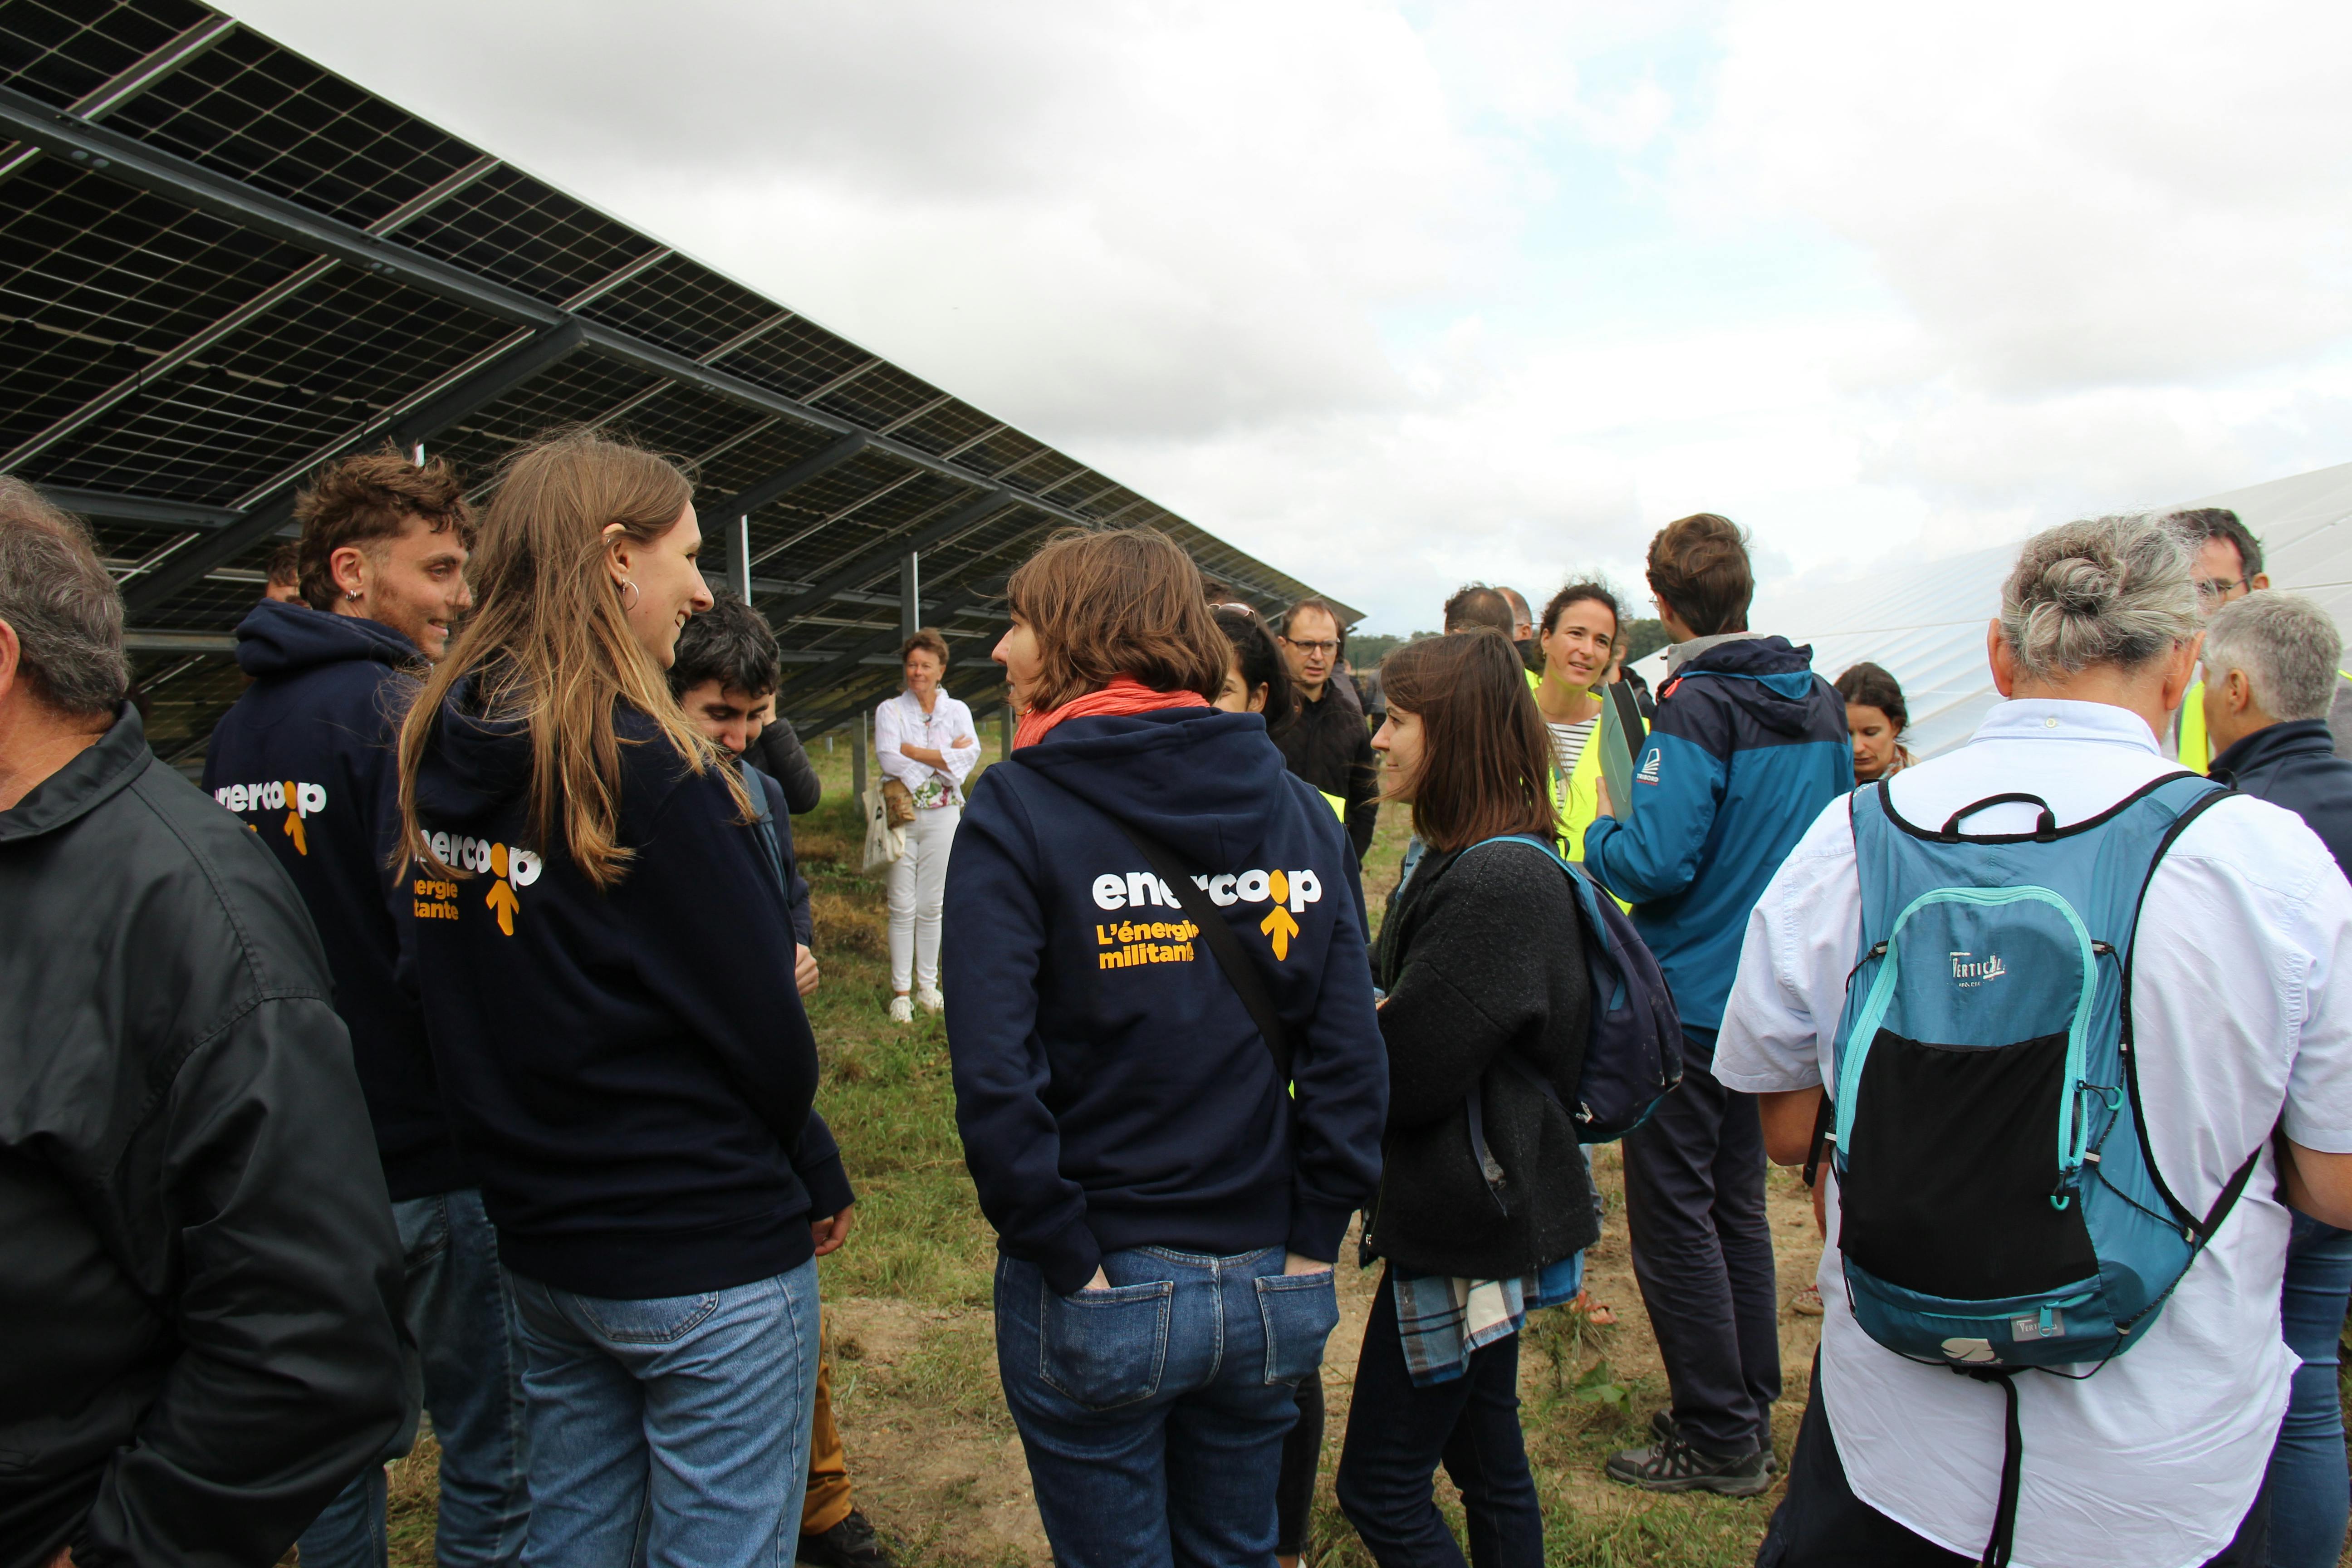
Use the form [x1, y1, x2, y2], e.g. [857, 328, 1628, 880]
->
[2168, 506, 2352, 770]
[1533, 581, 1637, 864]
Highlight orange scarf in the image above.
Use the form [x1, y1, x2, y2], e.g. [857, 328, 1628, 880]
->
[1013, 675, 1210, 750]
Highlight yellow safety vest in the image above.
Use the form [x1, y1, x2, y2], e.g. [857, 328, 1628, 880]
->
[1539, 686, 1642, 911]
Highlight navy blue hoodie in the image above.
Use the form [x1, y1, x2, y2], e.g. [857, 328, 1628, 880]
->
[408, 676, 823, 1298]
[942, 707, 1388, 1296]
[202, 600, 462, 1199]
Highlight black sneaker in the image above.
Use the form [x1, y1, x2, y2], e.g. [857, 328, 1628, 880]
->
[799, 1509, 898, 1568]
[1606, 1429, 1774, 1496]
[1647, 1409, 1778, 1475]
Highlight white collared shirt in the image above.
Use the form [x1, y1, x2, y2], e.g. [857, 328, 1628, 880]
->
[1715, 697, 2352, 1568]
[876, 689, 980, 808]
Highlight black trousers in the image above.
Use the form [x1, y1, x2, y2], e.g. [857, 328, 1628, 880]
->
[1759, 1361, 2274, 1566]
[1275, 1375, 1321, 1555]
[1620, 1026, 1782, 1456]
[1333, 1266, 1542, 1568]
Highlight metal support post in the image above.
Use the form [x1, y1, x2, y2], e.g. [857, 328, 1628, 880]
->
[900, 550, 921, 642]
[851, 715, 867, 804]
[730, 515, 751, 602]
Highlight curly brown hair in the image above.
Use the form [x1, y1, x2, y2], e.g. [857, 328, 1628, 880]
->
[295, 446, 475, 612]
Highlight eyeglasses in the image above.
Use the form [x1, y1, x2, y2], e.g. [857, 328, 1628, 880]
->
[1284, 638, 1340, 656]
[2194, 577, 2248, 603]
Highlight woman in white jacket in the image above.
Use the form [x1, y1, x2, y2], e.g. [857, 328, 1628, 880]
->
[877, 628, 980, 1021]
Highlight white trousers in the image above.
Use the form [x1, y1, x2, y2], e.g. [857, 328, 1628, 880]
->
[887, 803, 959, 993]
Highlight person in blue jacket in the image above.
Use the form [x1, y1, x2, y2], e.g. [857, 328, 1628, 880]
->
[1582, 512, 1851, 1494]
[2204, 590, 2352, 1568]
[395, 430, 829, 1568]
[943, 525, 1387, 1568]
[202, 449, 531, 1568]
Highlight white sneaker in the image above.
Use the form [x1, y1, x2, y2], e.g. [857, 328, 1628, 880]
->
[887, 995, 914, 1024]
[914, 987, 944, 1015]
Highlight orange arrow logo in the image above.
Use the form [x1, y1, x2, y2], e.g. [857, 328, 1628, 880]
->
[1260, 868, 1299, 960]
[281, 780, 307, 855]
[485, 843, 521, 936]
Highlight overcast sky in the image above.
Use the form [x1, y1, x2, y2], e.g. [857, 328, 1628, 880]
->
[224, 0, 2352, 632]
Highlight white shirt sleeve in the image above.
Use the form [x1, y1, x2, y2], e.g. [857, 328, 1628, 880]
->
[2131, 796, 2352, 1179]
[874, 696, 926, 789]
[1713, 797, 1862, 1094]
[940, 698, 982, 786]
[2287, 872, 2352, 1152]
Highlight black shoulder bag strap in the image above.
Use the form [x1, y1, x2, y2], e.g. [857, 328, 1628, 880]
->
[1115, 823, 1295, 1084]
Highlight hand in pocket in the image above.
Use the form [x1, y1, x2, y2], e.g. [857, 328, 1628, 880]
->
[1256, 1270, 1339, 1386]
[1039, 1278, 1173, 1409]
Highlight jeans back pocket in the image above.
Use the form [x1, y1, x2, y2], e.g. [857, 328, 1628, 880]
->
[574, 1288, 724, 1345]
[1255, 1271, 1339, 1386]
[1038, 1279, 1175, 1410]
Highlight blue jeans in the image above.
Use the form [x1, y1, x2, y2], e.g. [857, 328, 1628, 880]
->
[995, 1246, 1340, 1568]
[2265, 1212, 2352, 1568]
[511, 1256, 820, 1568]
[299, 1188, 531, 1568]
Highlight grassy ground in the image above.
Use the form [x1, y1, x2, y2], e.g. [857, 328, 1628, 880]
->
[377, 736, 2332, 1566]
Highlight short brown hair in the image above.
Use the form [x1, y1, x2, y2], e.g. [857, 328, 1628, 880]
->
[1006, 527, 1229, 712]
[265, 539, 301, 589]
[1282, 596, 1345, 643]
[1442, 583, 1516, 636]
[1646, 513, 1752, 637]
[297, 447, 475, 612]
[901, 627, 949, 667]
[1377, 631, 1553, 853]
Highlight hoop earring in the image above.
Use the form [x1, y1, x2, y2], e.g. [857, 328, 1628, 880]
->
[620, 580, 641, 611]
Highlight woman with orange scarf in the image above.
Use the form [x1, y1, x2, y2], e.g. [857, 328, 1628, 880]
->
[941, 527, 1387, 1568]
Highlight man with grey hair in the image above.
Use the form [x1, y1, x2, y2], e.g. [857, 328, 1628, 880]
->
[0, 480, 407, 1568]
[2204, 589, 2352, 1568]
[2167, 506, 2352, 769]
[1715, 513, 2352, 1566]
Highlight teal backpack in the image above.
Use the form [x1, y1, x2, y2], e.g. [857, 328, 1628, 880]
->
[1828, 775, 2262, 1567]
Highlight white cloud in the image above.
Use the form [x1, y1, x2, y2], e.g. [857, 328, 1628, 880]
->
[219, 0, 2352, 632]
[1697, 0, 2352, 392]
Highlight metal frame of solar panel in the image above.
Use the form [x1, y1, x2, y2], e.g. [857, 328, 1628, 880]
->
[0, 0, 1357, 769]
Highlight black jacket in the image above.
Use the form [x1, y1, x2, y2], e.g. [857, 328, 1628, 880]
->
[1276, 686, 1379, 861]
[0, 708, 407, 1568]
[1366, 838, 1598, 1279]
[746, 763, 814, 947]
[746, 718, 823, 815]
[409, 679, 823, 1298]
[2212, 718, 2352, 879]
[203, 600, 463, 1198]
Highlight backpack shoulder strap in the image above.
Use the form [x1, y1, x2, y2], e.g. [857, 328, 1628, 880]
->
[2118, 778, 2248, 1240]
[1116, 821, 1295, 1085]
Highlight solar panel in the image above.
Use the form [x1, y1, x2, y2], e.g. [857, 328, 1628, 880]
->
[0, 0, 1352, 771]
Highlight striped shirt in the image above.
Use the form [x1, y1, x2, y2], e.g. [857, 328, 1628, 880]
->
[1546, 716, 1597, 783]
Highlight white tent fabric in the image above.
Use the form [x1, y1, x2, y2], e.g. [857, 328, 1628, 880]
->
[1628, 460, 2352, 761]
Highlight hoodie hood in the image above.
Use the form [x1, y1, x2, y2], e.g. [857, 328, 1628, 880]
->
[235, 598, 421, 678]
[1008, 707, 1294, 868]
[412, 671, 535, 827]
[1669, 635, 1823, 737]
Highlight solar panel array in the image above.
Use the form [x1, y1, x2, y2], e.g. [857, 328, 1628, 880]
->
[0, 0, 1354, 767]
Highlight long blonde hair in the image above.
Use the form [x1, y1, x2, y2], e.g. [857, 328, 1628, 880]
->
[396, 428, 750, 890]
